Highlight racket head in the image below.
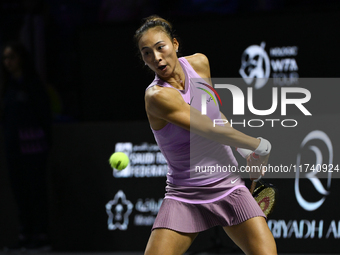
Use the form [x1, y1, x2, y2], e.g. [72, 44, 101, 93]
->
[252, 180, 278, 217]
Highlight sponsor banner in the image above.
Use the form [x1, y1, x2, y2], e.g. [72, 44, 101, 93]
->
[268, 219, 340, 239]
[106, 190, 163, 230]
[267, 177, 340, 253]
[112, 142, 168, 178]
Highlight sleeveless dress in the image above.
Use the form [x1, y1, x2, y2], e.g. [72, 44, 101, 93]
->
[146, 57, 265, 232]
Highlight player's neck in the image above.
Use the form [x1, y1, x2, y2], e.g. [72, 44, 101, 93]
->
[166, 61, 185, 90]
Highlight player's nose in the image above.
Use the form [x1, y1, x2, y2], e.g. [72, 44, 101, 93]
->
[154, 52, 162, 63]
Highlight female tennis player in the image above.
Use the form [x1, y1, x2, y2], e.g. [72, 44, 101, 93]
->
[135, 16, 277, 255]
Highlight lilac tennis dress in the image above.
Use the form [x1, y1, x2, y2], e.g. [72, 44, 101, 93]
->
[146, 57, 265, 233]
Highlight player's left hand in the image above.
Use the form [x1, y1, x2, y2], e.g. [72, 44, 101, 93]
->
[247, 153, 269, 181]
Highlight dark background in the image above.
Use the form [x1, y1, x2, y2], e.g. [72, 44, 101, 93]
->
[1, 0, 339, 122]
[0, 0, 340, 253]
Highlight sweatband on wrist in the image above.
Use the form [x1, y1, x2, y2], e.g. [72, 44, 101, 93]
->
[253, 137, 271, 156]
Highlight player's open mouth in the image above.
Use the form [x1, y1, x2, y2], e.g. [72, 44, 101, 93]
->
[158, 65, 167, 71]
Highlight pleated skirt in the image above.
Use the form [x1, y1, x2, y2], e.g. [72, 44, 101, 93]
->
[152, 184, 265, 233]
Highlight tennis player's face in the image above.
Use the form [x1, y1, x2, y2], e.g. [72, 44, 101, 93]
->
[139, 28, 179, 78]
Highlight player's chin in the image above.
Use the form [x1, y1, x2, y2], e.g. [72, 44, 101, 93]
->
[156, 68, 171, 78]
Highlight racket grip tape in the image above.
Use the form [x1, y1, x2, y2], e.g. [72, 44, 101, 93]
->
[250, 180, 257, 194]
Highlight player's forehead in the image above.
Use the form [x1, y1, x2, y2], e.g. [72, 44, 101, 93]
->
[138, 28, 171, 50]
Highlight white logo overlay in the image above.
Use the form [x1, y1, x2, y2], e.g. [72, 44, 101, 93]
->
[295, 130, 333, 211]
[240, 42, 299, 89]
[106, 190, 133, 230]
[231, 177, 239, 184]
[239, 42, 270, 89]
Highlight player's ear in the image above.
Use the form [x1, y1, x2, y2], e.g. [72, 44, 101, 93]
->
[173, 38, 179, 52]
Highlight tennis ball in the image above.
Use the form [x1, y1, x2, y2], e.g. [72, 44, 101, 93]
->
[109, 152, 129, 171]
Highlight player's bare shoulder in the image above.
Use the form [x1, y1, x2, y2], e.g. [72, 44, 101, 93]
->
[145, 85, 161, 102]
[145, 85, 187, 130]
[185, 53, 209, 66]
[144, 86, 167, 129]
[185, 53, 211, 78]
[145, 85, 182, 116]
[145, 85, 171, 107]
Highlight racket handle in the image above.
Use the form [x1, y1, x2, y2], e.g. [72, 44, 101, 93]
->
[250, 180, 257, 194]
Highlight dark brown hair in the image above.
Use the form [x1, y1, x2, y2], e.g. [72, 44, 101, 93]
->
[134, 15, 176, 48]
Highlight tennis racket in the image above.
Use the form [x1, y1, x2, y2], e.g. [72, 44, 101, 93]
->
[236, 147, 278, 217]
[250, 179, 278, 217]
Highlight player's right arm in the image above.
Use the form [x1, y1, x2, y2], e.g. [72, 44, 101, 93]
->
[219, 110, 270, 177]
[145, 85, 261, 151]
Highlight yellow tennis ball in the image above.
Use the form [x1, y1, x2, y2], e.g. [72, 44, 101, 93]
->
[109, 152, 129, 171]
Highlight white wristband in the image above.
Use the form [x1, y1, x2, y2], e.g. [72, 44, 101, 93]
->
[253, 137, 271, 156]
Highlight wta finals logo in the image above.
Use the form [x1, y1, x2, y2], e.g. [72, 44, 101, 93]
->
[239, 42, 270, 90]
[239, 42, 299, 88]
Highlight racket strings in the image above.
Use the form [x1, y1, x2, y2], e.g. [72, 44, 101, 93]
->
[253, 186, 276, 216]
[251, 182, 277, 217]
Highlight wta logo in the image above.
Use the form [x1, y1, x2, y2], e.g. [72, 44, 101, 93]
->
[239, 42, 270, 90]
[196, 82, 222, 115]
[239, 42, 299, 89]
